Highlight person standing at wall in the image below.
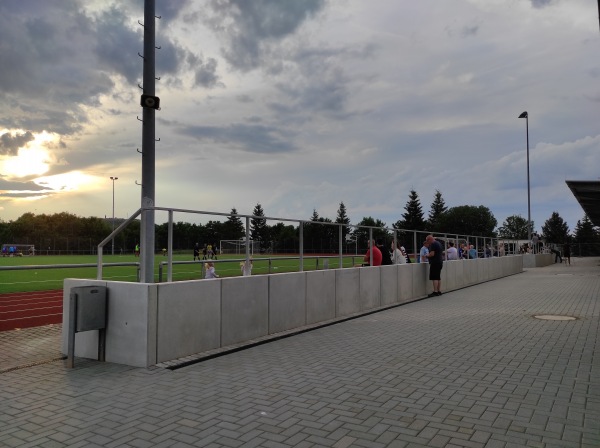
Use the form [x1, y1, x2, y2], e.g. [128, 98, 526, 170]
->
[391, 241, 407, 264]
[426, 235, 443, 297]
[419, 240, 430, 263]
[563, 242, 571, 265]
[363, 239, 382, 267]
[445, 241, 458, 260]
[377, 239, 393, 265]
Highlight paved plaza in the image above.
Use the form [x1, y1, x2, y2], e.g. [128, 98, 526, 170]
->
[1, 258, 599, 447]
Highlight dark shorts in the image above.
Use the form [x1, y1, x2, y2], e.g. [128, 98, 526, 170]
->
[429, 262, 443, 280]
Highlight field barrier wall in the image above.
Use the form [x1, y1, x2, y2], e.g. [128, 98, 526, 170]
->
[62, 255, 523, 367]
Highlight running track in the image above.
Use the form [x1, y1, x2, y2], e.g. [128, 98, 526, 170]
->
[0, 290, 63, 331]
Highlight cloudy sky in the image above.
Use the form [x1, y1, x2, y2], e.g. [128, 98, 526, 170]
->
[0, 0, 598, 234]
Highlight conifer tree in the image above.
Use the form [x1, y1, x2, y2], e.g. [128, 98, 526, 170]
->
[427, 190, 447, 231]
[250, 203, 269, 249]
[541, 211, 569, 244]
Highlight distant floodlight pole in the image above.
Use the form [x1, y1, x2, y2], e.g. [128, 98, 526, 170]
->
[518, 111, 531, 245]
[110, 176, 118, 255]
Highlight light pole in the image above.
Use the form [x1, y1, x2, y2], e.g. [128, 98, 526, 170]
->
[518, 111, 531, 246]
[110, 176, 118, 255]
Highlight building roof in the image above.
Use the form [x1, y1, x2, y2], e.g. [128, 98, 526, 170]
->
[566, 180, 600, 227]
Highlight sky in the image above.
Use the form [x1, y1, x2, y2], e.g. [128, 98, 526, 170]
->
[0, 0, 599, 234]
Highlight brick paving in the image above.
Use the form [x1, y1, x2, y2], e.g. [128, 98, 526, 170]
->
[0, 258, 598, 447]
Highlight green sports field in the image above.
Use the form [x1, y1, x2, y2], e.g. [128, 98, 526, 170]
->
[0, 253, 362, 294]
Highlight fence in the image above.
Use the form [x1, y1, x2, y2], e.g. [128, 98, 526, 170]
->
[97, 206, 524, 283]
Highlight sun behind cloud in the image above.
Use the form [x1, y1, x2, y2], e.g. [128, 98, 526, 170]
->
[0, 130, 61, 178]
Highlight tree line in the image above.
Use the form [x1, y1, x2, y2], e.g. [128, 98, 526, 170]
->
[1, 189, 598, 255]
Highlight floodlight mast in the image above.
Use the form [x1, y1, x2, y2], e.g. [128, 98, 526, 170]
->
[140, 0, 156, 283]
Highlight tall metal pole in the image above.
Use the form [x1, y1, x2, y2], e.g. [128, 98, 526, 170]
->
[110, 176, 118, 255]
[519, 111, 531, 245]
[140, 0, 156, 283]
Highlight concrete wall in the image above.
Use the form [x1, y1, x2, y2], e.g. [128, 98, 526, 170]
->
[63, 255, 524, 367]
[523, 253, 553, 268]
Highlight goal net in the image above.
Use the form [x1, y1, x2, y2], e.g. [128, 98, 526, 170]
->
[219, 239, 260, 255]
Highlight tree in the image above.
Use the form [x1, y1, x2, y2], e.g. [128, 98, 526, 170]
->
[354, 217, 389, 250]
[541, 211, 569, 245]
[270, 222, 298, 253]
[497, 215, 530, 240]
[427, 190, 447, 232]
[304, 209, 335, 253]
[395, 189, 425, 231]
[335, 201, 351, 248]
[250, 203, 270, 250]
[223, 207, 245, 240]
[573, 215, 600, 256]
[437, 205, 497, 237]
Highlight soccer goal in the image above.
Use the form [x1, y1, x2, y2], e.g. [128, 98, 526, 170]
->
[219, 239, 260, 255]
[1, 244, 35, 256]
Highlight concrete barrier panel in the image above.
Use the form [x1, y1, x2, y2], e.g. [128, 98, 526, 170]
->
[336, 268, 360, 316]
[269, 272, 306, 334]
[380, 265, 398, 305]
[445, 260, 457, 291]
[156, 280, 221, 362]
[398, 264, 413, 302]
[221, 276, 269, 346]
[359, 267, 381, 311]
[413, 263, 428, 297]
[454, 260, 465, 289]
[465, 260, 477, 286]
[306, 270, 336, 324]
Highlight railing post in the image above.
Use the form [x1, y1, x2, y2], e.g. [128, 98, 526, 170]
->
[369, 228, 373, 266]
[413, 231, 417, 263]
[97, 246, 103, 280]
[339, 224, 343, 269]
[167, 210, 173, 282]
[299, 222, 304, 272]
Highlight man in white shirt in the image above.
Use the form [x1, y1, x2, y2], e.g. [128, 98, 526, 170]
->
[446, 241, 458, 260]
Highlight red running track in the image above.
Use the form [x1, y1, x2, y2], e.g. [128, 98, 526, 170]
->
[0, 290, 63, 331]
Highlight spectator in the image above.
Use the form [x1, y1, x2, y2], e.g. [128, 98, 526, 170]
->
[425, 235, 443, 297]
[563, 242, 571, 265]
[446, 241, 458, 260]
[550, 246, 562, 263]
[419, 240, 430, 263]
[377, 239, 393, 265]
[391, 241, 407, 264]
[204, 262, 219, 279]
[468, 245, 477, 259]
[363, 239, 382, 267]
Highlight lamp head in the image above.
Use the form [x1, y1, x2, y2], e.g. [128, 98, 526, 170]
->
[518, 111, 528, 119]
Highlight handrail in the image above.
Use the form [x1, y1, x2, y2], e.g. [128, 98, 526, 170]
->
[94, 205, 522, 283]
[97, 208, 142, 279]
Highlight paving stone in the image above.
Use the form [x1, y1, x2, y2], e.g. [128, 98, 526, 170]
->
[1, 257, 599, 447]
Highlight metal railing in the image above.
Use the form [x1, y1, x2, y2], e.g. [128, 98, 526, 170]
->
[97, 206, 523, 283]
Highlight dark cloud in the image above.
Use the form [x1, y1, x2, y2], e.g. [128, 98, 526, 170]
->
[461, 25, 479, 37]
[530, 0, 553, 8]
[193, 57, 223, 89]
[205, 0, 326, 71]
[179, 123, 296, 153]
[0, 131, 34, 155]
[0, 1, 192, 137]
[0, 177, 54, 195]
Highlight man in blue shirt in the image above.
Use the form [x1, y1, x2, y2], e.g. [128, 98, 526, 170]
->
[425, 235, 443, 297]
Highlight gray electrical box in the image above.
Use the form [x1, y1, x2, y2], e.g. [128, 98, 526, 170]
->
[68, 285, 108, 368]
[75, 286, 107, 331]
